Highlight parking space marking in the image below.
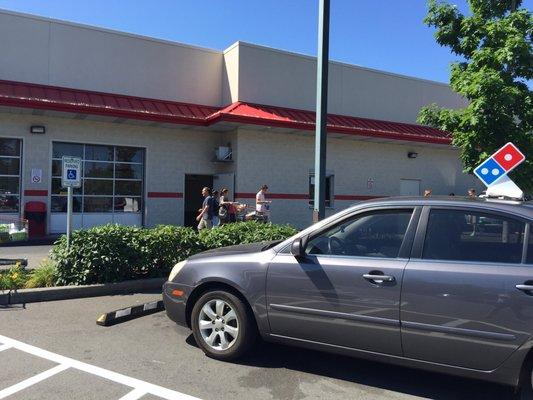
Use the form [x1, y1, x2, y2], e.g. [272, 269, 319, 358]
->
[0, 364, 69, 399]
[0, 344, 11, 352]
[119, 388, 146, 400]
[0, 334, 201, 400]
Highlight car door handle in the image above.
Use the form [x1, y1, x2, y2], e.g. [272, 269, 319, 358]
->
[516, 284, 533, 293]
[363, 274, 395, 283]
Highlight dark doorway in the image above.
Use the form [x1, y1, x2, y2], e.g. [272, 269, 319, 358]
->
[184, 174, 213, 227]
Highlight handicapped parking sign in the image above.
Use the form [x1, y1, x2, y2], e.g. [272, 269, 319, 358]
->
[62, 156, 82, 188]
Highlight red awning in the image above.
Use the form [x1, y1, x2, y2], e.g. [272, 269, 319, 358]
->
[0, 79, 452, 144]
[212, 102, 451, 144]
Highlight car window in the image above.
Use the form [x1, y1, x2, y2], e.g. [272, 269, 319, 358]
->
[423, 209, 525, 264]
[305, 209, 413, 258]
[526, 227, 533, 264]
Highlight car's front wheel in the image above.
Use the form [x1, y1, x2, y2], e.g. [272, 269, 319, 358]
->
[191, 290, 256, 360]
[517, 361, 533, 399]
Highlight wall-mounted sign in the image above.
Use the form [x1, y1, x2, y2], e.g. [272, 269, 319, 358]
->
[31, 168, 42, 184]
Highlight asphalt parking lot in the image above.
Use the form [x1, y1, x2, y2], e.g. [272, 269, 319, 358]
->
[0, 294, 518, 400]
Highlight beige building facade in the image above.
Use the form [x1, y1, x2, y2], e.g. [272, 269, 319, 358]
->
[0, 9, 479, 232]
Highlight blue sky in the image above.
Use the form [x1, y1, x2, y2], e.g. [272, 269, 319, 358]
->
[0, 0, 531, 84]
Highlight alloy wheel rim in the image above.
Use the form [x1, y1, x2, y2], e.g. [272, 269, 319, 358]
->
[198, 299, 239, 351]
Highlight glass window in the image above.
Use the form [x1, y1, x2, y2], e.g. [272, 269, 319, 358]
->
[306, 210, 413, 258]
[51, 196, 82, 212]
[423, 209, 525, 264]
[51, 160, 62, 177]
[84, 197, 113, 213]
[526, 228, 533, 264]
[52, 178, 82, 195]
[52, 142, 83, 158]
[84, 162, 113, 178]
[52, 142, 144, 214]
[84, 179, 113, 196]
[115, 163, 142, 179]
[0, 177, 19, 194]
[0, 138, 21, 157]
[309, 174, 334, 207]
[116, 147, 143, 163]
[114, 197, 142, 213]
[0, 158, 20, 175]
[0, 138, 22, 213]
[85, 145, 114, 161]
[115, 180, 142, 196]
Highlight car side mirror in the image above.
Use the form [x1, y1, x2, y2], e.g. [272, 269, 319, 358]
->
[291, 237, 307, 258]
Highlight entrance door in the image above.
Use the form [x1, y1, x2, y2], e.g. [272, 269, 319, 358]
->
[184, 174, 213, 228]
[400, 179, 420, 196]
[266, 208, 416, 356]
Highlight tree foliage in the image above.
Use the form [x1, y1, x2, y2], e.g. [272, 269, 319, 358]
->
[418, 0, 532, 191]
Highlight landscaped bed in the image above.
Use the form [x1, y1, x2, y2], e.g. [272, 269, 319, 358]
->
[0, 222, 297, 291]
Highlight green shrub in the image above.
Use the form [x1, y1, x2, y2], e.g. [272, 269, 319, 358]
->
[51, 222, 297, 286]
[139, 225, 205, 278]
[25, 260, 58, 289]
[200, 221, 297, 249]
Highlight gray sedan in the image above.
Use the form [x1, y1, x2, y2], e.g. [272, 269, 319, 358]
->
[163, 197, 533, 397]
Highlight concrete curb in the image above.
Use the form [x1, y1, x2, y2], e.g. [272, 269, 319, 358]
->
[1, 277, 166, 305]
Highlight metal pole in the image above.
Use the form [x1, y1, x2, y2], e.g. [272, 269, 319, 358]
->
[66, 186, 73, 249]
[313, 0, 330, 223]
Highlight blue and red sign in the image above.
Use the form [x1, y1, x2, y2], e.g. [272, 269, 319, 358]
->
[474, 142, 525, 187]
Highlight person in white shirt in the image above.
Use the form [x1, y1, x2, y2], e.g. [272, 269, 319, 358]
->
[255, 185, 271, 221]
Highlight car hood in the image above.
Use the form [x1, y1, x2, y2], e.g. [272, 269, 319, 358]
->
[189, 240, 281, 260]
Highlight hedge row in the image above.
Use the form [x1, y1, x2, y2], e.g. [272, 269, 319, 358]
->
[50, 222, 297, 286]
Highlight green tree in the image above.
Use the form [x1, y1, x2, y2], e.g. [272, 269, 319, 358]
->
[418, 0, 532, 192]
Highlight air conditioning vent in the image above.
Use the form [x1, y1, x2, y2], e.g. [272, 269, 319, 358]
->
[215, 146, 232, 162]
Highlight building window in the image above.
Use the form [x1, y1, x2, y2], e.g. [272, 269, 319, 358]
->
[51, 142, 144, 214]
[0, 138, 22, 213]
[309, 173, 334, 207]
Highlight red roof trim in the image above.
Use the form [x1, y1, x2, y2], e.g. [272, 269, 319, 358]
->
[0, 80, 451, 145]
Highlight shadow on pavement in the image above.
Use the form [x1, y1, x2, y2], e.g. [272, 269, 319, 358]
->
[186, 333, 516, 400]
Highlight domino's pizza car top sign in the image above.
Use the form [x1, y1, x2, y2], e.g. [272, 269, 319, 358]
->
[61, 156, 82, 188]
[473, 142, 525, 198]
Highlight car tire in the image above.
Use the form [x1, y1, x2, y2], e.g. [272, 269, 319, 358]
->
[191, 290, 256, 360]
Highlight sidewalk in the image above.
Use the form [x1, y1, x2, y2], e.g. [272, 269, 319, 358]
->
[0, 244, 53, 270]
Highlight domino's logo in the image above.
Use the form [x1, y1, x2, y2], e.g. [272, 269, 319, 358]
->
[474, 142, 525, 187]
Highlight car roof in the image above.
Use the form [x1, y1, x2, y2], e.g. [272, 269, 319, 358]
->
[352, 196, 533, 219]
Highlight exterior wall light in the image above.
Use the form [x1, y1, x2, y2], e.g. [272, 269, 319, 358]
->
[30, 125, 46, 134]
[407, 152, 418, 159]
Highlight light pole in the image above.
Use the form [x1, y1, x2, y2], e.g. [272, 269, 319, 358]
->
[313, 0, 330, 223]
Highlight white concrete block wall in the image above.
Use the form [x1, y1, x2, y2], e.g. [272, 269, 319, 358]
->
[0, 112, 219, 232]
[0, 10, 223, 106]
[235, 43, 467, 124]
[235, 128, 480, 229]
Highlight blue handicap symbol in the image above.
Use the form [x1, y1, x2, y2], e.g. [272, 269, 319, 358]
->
[474, 157, 505, 186]
[67, 169, 77, 180]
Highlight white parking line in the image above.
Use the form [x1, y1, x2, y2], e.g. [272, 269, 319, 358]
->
[0, 344, 11, 352]
[0, 334, 201, 400]
[0, 364, 69, 399]
[119, 388, 147, 400]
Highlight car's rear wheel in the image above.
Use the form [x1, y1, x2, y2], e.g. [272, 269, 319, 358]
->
[191, 290, 256, 360]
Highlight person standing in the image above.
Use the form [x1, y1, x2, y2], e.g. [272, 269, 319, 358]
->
[468, 188, 477, 198]
[256, 184, 271, 222]
[196, 187, 213, 230]
[212, 190, 220, 227]
[219, 188, 240, 224]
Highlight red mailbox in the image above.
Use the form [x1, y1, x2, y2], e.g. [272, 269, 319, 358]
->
[24, 201, 46, 237]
